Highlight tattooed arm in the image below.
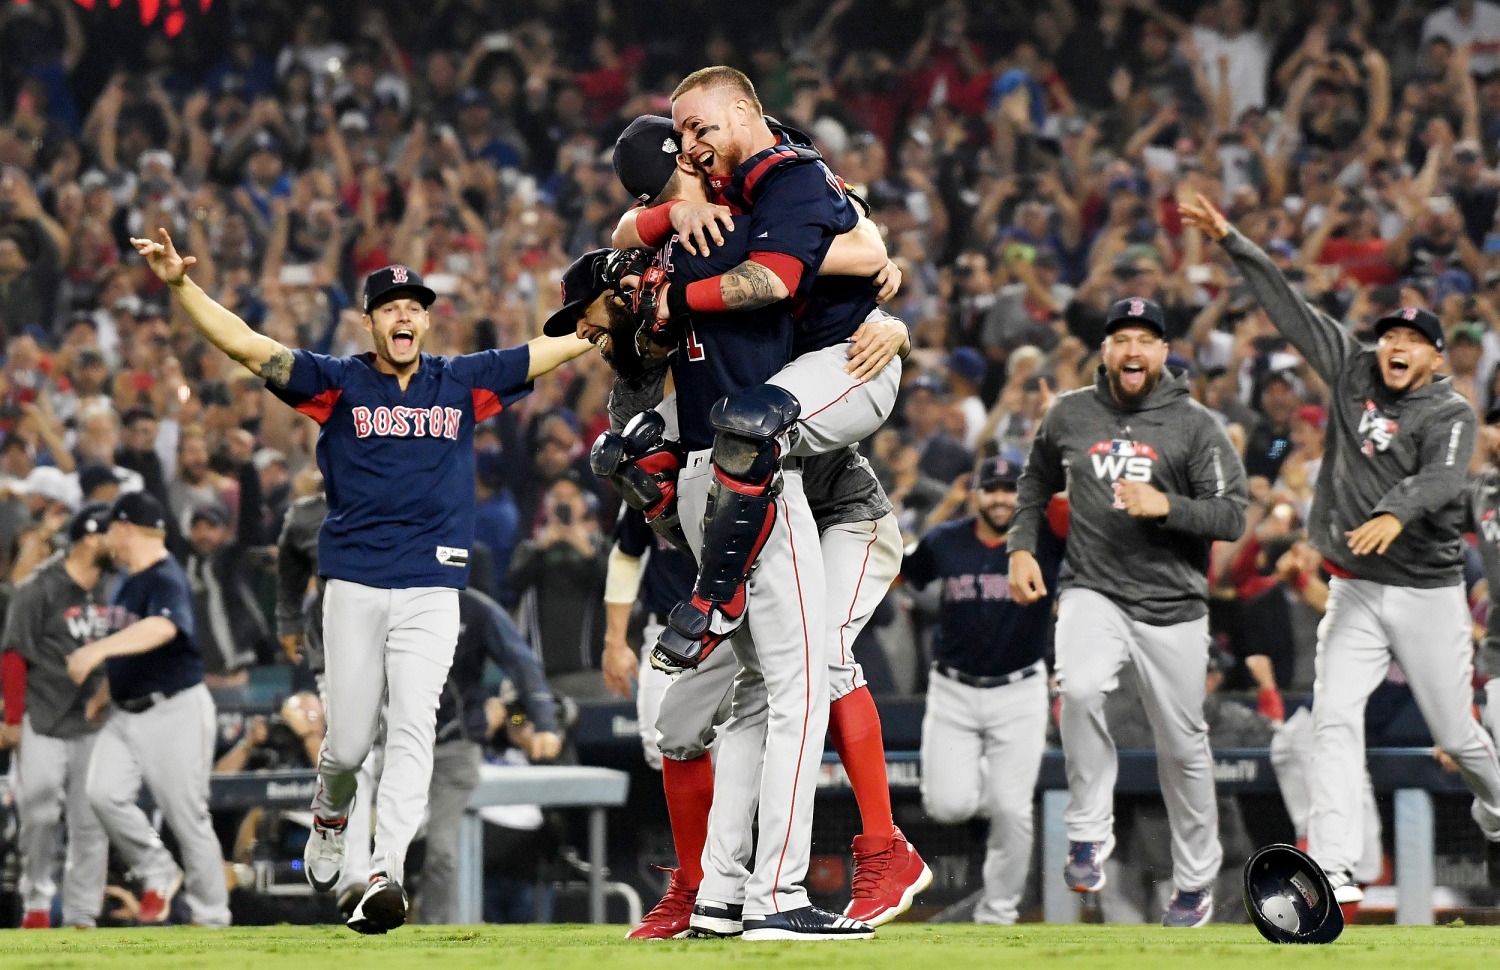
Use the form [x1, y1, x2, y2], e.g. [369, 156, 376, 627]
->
[720, 260, 789, 309]
[131, 230, 295, 387]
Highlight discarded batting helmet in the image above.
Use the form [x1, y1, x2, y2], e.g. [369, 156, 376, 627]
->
[1242, 844, 1344, 944]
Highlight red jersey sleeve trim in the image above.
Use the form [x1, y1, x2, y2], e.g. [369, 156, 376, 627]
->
[294, 388, 342, 425]
[748, 251, 804, 294]
[2, 650, 26, 726]
[472, 388, 504, 423]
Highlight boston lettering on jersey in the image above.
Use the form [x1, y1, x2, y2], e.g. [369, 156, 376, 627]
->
[268, 348, 533, 589]
[902, 517, 1064, 680]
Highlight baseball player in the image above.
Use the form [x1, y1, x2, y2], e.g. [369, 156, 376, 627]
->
[1181, 193, 1500, 904]
[903, 456, 1065, 925]
[580, 112, 916, 937]
[1009, 295, 1248, 927]
[611, 70, 902, 675]
[1, 502, 114, 928]
[130, 228, 594, 933]
[67, 491, 229, 927]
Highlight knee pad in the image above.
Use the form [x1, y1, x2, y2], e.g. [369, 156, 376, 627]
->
[709, 384, 800, 486]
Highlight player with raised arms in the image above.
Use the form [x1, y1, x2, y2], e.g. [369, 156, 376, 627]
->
[130, 228, 593, 934]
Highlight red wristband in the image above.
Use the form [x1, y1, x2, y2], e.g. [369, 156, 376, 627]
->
[685, 277, 729, 313]
[635, 200, 681, 248]
[1292, 572, 1310, 592]
[1, 650, 25, 726]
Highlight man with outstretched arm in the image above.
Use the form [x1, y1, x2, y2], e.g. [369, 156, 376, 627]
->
[1181, 192, 1500, 902]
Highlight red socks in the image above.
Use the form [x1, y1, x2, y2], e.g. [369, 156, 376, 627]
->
[829, 687, 895, 842]
[662, 753, 714, 884]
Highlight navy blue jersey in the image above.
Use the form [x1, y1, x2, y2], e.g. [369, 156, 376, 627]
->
[719, 137, 874, 357]
[614, 506, 696, 616]
[268, 348, 533, 589]
[902, 519, 1065, 679]
[105, 555, 203, 702]
[661, 229, 793, 451]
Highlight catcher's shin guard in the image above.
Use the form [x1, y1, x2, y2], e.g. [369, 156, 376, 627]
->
[652, 385, 800, 672]
[590, 410, 690, 553]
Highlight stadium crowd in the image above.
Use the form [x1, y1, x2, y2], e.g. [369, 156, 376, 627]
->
[1, 0, 1500, 925]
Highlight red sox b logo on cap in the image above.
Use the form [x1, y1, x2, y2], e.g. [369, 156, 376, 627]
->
[1128, 298, 1146, 317]
[1401, 306, 1418, 321]
[392, 265, 409, 284]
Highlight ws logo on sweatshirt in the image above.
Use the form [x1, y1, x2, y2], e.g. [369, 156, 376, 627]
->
[1089, 439, 1158, 510]
[1358, 401, 1398, 456]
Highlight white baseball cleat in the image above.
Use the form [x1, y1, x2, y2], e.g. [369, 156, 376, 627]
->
[304, 815, 347, 893]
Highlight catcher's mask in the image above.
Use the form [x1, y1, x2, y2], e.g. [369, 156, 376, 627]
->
[1243, 844, 1344, 944]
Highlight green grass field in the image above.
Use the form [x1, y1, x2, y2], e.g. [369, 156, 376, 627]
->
[3, 924, 1500, 970]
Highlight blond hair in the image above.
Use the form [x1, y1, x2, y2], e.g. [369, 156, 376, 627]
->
[671, 66, 762, 112]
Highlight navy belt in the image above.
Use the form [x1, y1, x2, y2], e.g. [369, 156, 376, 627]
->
[933, 662, 1043, 690]
[116, 686, 185, 714]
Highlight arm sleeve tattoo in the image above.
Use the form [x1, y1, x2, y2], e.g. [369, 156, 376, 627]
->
[721, 261, 785, 310]
[260, 347, 294, 389]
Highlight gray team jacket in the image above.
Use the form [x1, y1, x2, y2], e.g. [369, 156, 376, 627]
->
[1010, 367, 1248, 625]
[277, 493, 327, 670]
[1224, 228, 1476, 588]
[0, 552, 109, 739]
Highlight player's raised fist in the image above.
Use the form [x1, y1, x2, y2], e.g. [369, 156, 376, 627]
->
[1178, 192, 1230, 242]
[130, 228, 197, 286]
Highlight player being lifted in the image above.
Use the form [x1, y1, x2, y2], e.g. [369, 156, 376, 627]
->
[131, 229, 594, 934]
[1181, 193, 1500, 903]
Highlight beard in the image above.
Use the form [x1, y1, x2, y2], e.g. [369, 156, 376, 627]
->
[979, 507, 1014, 534]
[1105, 365, 1163, 406]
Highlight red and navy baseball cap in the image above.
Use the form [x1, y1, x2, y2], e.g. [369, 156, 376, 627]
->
[1373, 305, 1444, 350]
[1104, 296, 1167, 337]
[614, 115, 682, 205]
[364, 264, 437, 314]
[111, 490, 166, 530]
[543, 249, 612, 337]
[68, 501, 113, 543]
[976, 455, 1022, 491]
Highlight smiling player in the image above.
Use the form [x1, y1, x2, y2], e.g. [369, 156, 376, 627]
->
[131, 229, 593, 933]
[1181, 192, 1500, 905]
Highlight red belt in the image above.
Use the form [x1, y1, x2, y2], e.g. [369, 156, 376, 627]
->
[1323, 560, 1360, 581]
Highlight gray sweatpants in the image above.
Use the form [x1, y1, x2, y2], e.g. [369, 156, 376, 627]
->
[314, 580, 460, 884]
[920, 665, 1048, 924]
[1309, 578, 1500, 876]
[416, 737, 482, 924]
[1054, 587, 1222, 893]
[15, 718, 107, 926]
[86, 683, 229, 926]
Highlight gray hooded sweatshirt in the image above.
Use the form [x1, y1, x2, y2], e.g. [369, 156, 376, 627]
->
[1223, 227, 1475, 589]
[1011, 366, 1249, 625]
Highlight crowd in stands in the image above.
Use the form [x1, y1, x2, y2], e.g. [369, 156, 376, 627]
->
[0, 0, 1498, 727]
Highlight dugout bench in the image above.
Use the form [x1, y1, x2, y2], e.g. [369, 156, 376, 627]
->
[208, 764, 630, 924]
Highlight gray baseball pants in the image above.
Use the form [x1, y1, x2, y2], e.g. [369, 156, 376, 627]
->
[1309, 578, 1500, 876]
[1054, 587, 1222, 893]
[86, 682, 229, 926]
[15, 718, 107, 926]
[314, 579, 460, 884]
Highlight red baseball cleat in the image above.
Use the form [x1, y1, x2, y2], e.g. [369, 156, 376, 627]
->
[625, 868, 697, 940]
[843, 828, 933, 927]
[20, 910, 50, 929]
[137, 869, 184, 924]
